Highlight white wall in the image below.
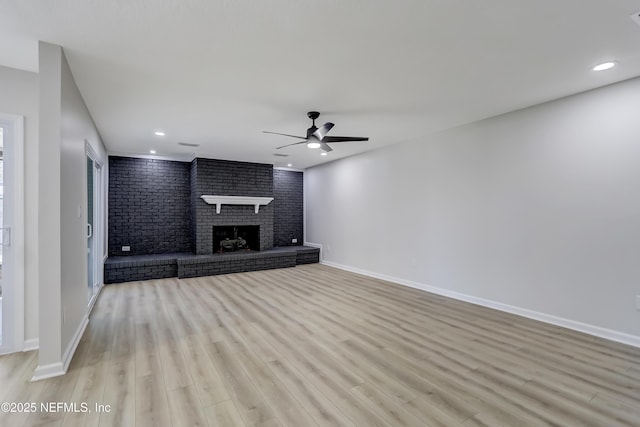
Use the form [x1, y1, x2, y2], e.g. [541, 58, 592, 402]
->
[37, 42, 107, 376]
[38, 42, 63, 368]
[306, 77, 640, 341]
[0, 65, 39, 345]
[60, 47, 107, 351]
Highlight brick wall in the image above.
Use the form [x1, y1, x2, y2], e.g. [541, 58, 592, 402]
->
[191, 158, 274, 254]
[273, 169, 303, 246]
[109, 156, 304, 257]
[108, 156, 192, 255]
[190, 160, 198, 253]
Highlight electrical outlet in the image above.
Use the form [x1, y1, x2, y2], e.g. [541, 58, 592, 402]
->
[292, 238, 298, 244]
[122, 245, 131, 252]
[636, 295, 640, 311]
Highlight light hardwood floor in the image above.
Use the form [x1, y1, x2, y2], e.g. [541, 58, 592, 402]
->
[1, 264, 639, 426]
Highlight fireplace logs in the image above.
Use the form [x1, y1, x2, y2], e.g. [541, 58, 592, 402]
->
[219, 236, 247, 252]
[213, 225, 259, 253]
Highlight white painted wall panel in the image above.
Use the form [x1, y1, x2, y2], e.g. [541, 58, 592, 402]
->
[306, 77, 640, 338]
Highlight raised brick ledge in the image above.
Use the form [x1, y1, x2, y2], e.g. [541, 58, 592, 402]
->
[104, 253, 191, 269]
[104, 246, 319, 283]
[292, 247, 320, 254]
[179, 250, 296, 266]
[177, 252, 297, 279]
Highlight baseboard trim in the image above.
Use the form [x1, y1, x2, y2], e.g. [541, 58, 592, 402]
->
[30, 314, 89, 381]
[321, 260, 640, 348]
[23, 338, 39, 352]
[62, 315, 89, 373]
[31, 361, 65, 381]
[88, 283, 104, 313]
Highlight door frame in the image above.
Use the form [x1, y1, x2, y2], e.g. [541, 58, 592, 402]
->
[85, 141, 103, 311]
[0, 113, 25, 355]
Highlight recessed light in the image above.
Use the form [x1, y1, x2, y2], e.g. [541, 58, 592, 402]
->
[154, 131, 165, 136]
[287, 163, 292, 167]
[321, 152, 328, 156]
[149, 149, 156, 154]
[592, 61, 617, 72]
[307, 142, 321, 149]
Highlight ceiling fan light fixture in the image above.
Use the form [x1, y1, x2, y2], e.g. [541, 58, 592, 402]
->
[592, 61, 617, 71]
[178, 141, 200, 147]
[307, 141, 321, 149]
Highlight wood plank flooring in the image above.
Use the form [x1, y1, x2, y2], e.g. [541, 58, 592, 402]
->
[1, 264, 639, 426]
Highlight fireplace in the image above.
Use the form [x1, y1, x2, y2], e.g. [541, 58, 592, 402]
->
[191, 158, 275, 254]
[213, 225, 260, 253]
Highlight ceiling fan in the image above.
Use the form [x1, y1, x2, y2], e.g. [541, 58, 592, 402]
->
[263, 111, 369, 152]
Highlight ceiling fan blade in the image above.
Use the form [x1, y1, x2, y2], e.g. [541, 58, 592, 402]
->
[320, 142, 333, 152]
[276, 140, 309, 149]
[263, 131, 307, 140]
[312, 122, 335, 140]
[322, 136, 369, 142]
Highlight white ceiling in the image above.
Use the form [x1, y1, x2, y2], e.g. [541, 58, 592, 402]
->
[2, 1, 640, 169]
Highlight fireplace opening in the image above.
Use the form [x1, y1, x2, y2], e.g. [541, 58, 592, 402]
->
[213, 225, 260, 253]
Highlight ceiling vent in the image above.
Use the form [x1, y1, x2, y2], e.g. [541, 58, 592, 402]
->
[273, 153, 289, 157]
[631, 11, 640, 27]
[178, 141, 200, 147]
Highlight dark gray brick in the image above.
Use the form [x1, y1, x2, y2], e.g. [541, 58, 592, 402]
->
[108, 156, 311, 275]
[273, 169, 303, 247]
[190, 158, 274, 254]
[108, 156, 192, 255]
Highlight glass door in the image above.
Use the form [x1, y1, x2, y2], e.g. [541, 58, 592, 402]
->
[86, 148, 103, 308]
[87, 156, 95, 303]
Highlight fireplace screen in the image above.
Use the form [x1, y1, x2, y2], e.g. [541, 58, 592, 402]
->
[213, 225, 260, 252]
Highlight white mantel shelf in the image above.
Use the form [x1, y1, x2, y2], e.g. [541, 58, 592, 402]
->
[200, 195, 274, 214]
